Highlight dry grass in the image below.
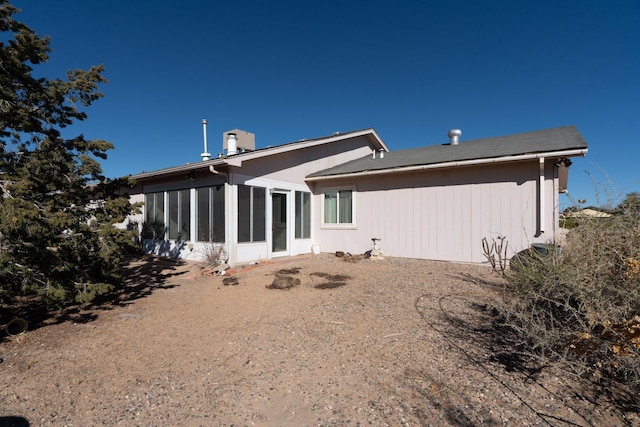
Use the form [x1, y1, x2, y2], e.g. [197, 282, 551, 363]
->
[494, 208, 640, 402]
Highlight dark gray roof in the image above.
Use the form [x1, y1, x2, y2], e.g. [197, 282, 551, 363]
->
[307, 126, 588, 178]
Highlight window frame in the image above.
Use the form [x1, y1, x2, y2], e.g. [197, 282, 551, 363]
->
[237, 185, 267, 243]
[321, 186, 356, 229]
[167, 189, 190, 241]
[196, 185, 225, 243]
[144, 192, 166, 239]
[294, 190, 311, 239]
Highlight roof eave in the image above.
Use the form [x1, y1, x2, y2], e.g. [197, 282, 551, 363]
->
[129, 158, 227, 180]
[306, 148, 588, 182]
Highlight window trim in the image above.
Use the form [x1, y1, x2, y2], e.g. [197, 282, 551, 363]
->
[144, 192, 166, 240]
[237, 185, 267, 243]
[196, 185, 225, 243]
[295, 190, 311, 239]
[321, 186, 356, 229]
[167, 189, 190, 241]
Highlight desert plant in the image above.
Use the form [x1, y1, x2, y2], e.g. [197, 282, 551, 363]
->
[493, 198, 640, 400]
[200, 241, 228, 268]
[482, 235, 509, 274]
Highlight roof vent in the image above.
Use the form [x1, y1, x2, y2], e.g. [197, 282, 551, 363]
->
[226, 133, 238, 156]
[448, 129, 462, 145]
[201, 119, 211, 161]
[223, 129, 255, 153]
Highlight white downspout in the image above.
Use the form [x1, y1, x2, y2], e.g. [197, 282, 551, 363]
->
[552, 165, 557, 242]
[539, 157, 545, 234]
[209, 165, 228, 177]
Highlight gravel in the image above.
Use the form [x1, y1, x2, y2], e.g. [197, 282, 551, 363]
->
[0, 254, 637, 426]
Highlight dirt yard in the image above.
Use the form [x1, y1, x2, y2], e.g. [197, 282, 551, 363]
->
[0, 254, 637, 426]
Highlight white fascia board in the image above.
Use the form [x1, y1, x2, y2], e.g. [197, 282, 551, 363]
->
[129, 158, 226, 180]
[305, 148, 588, 182]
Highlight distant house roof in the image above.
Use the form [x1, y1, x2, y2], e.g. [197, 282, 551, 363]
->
[565, 208, 612, 218]
[306, 126, 588, 181]
[129, 128, 388, 181]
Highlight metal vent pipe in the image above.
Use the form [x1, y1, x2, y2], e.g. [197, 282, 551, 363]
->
[448, 129, 462, 145]
[201, 119, 211, 161]
[227, 133, 238, 156]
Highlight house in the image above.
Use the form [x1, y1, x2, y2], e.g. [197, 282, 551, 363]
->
[565, 208, 612, 219]
[124, 125, 588, 265]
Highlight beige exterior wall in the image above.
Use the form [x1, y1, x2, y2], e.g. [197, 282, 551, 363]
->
[125, 132, 567, 265]
[230, 138, 374, 184]
[310, 159, 560, 264]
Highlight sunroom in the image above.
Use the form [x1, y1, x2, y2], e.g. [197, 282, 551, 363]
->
[124, 128, 387, 265]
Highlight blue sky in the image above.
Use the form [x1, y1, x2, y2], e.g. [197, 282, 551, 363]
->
[12, 0, 640, 208]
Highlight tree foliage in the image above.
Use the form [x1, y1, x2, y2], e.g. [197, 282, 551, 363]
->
[0, 1, 138, 306]
[617, 191, 640, 220]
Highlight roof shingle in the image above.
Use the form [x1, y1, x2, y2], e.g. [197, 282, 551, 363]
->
[307, 125, 587, 178]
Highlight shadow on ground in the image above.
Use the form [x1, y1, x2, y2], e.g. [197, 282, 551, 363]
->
[0, 255, 187, 342]
[0, 416, 30, 426]
[410, 272, 638, 426]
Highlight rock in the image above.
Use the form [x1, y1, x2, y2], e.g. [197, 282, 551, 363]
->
[343, 253, 365, 263]
[215, 262, 230, 275]
[267, 273, 300, 289]
[222, 277, 239, 286]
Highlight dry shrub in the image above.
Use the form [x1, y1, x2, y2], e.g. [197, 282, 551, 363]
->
[201, 242, 227, 268]
[496, 209, 640, 399]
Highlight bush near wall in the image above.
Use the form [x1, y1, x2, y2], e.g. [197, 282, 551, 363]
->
[496, 197, 640, 400]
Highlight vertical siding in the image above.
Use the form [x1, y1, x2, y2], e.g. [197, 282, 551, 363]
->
[313, 160, 547, 263]
[411, 186, 422, 258]
[238, 138, 374, 184]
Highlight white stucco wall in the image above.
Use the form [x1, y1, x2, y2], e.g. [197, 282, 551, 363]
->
[126, 134, 379, 265]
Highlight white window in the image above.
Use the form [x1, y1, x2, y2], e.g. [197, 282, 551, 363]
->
[295, 191, 311, 239]
[143, 184, 224, 243]
[144, 192, 165, 239]
[238, 185, 266, 242]
[322, 187, 355, 227]
[196, 185, 225, 242]
[168, 189, 190, 241]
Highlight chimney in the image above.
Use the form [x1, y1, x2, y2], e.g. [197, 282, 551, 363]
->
[201, 119, 211, 161]
[227, 133, 238, 156]
[448, 129, 462, 145]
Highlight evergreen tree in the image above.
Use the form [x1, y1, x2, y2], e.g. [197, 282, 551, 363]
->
[0, 1, 138, 305]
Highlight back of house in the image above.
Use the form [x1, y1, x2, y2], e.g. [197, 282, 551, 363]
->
[122, 125, 587, 266]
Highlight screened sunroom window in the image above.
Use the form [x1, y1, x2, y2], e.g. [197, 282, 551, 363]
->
[168, 189, 190, 241]
[144, 192, 165, 239]
[196, 185, 225, 242]
[237, 185, 266, 242]
[295, 191, 311, 238]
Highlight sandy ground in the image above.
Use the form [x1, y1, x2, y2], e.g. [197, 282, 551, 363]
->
[0, 253, 638, 426]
